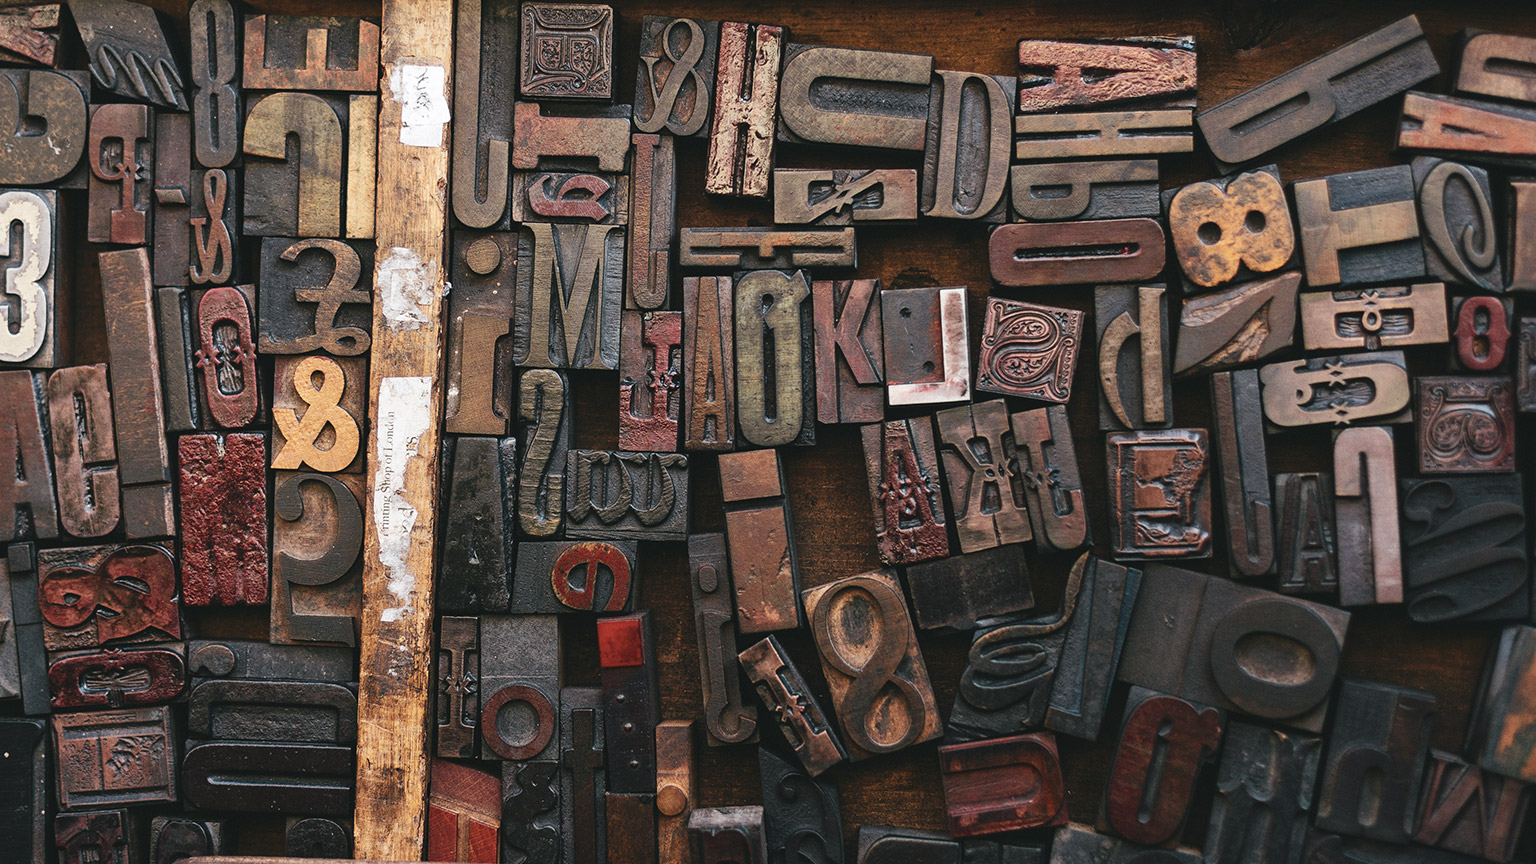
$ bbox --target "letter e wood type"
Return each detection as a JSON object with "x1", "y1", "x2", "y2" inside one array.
[
  {"x1": 1105, "y1": 429, "x2": 1211, "y2": 560},
  {"x1": 512, "y1": 540, "x2": 636, "y2": 614},
  {"x1": 940, "y1": 733, "x2": 1067, "y2": 837}
]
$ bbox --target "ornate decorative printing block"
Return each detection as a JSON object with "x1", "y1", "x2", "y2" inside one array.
[
  {"x1": 53, "y1": 706, "x2": 176, "y2": 808},
  {"x1": 565, "y1": 450, "x2": 689, "y2": 540},
  {"x1": 1105, "y1": 429, "x2": 1211, "y2": 560},
  {"x1": 1259, "y1": 352, "x2": 1411, "y2": 429},
  {"x1": 519, "y1": 3, "x2": 613, "y2": 100},
  {"x1": 861, "y1": 418, "x2": 949, "y2": 567},
  {"x1": 1415, "y1": 376, "x2": 1516, "y2": 473},
  {"x1": 977, "y1": 298, "x2": 1081, "y2": 403},
  {"x1": 739, "y1": 636, "x2": 844, "y2": 776},
  {"x1": 935, "y1": 401, "x2": 1031, "y2": 554}
]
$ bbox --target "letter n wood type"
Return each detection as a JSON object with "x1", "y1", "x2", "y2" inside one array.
[
  {"x1": 178, "y1": 432, "x2": 268, "y2": 606},
  {"x1": 814, "y1": 278, "x2": 883, "y2": 424},
  {"x1": 683, "y1": 275, "x2": 735, "y2": 451},
  {"x1": 719, "y1": 448, "x2": 800, "y2": 633},
  {"x1": 1316, "y1": 679, "x2": 1436, "y2": 844},
  {"x1": 861, "y1": 418, "x2": 948, "y2": 566}
]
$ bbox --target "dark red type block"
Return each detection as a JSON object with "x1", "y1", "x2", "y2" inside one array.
[
  {"x1": 1101, "y1": 687, "x2": 1225, "y2": 847},
  {"x1": 178, "y1": 433, "x2": 269, "y2": 606},
  {"x1": 427, "y1": 758, "x2": 501, "y2": 863},
  {"x1": 49, "y1": 646, "x2": 186, "y2": 709},
  {"x1": 618, "y1": 310, "x2": 683, "y2": 452},
  {"x1": 38, "y1": 544, "x2": 181, "y2": 650},
  {"x1": 939, "y1": 732, "x2": 1067, "y2": 837}
]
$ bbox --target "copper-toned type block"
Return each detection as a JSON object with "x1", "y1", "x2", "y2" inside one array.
[
  {"x1": 814, "y1": 278, "x2": 883, "y2": 424},
  {"x1": 977, "y1": 298, "x2": 1081, "y2": 404},
  {"x1": 628, "y1": 132, "x2": 676, "y2": 309},
  {"x1": 243, "y1": 14, "x2": 379, "y2": 91},
  {"x1": 195, "y1": 285, "x2": 261, "y2": 429},
  {"x1": 271, "y1": 355, "x2": 364, "y2": 474},
  {"x1": 777, "y1": 44, "x2": 931, "y2": 149},
  {"x1": 940, "y1": 733, "x2": 1067, "y2": 837},
  {"x1": 1334, "y1": 426, "x2": 1402, "y2": 607},
  {"x1": 1294, "y1": 165, "x2": 1425, "y2": 288},
  {"x1": 861, "y1": 418, "x2": 948, "y2": 567},
  {"x1": 1013, "y1": 108, "x2": 1193, "y2": 160},
  {"x1": 511, "y1": 171, "x2": 628, "y2": 224},
  {"x1": 55, "y1": 810, "x2": 132, "y2": 864},
  {"x1": 0, "y1": 4, "x2": 59, "y2": 68},
  {"x1": 46, "y1": 365, "x2": 117, "y2": 539},
  {"x1": 935, "y1": 401, "x2": 1031, "y2": 554},
  {"x1": 53, "y1": 706, "x2": 177, "y2": 809},
  {"x1": 720, "y1": 449, "x2": 800, "y2": 633},
  {"x1": 883, "y1": 285, "x2": 970, "y2": 406},
  {"x1": 0, "y1": 371, "x2": 56, "y2": 543},
  {"x1": 178, "y1": 433, "x2": 269, "y2": 607},
  {"x1": 1013, "y1": 405, "x2": 1090, "y2": 552},
  {"x1": 1097, "y1": 285, "x2": 1171, "y2": 431},
  {"x1": 688, "y1": 535, "x2": 757, "y2": 748},
  {"x1": 634, "y1": 16, "x2": 718, "y2": 137},
  {"x1": 904, "y1": 544, "x2": 1033, "y2": 633},
  {"x1": 681, "y1": 227, "x2": 855, "y2": 270},
  {"x1": 925, "y1": 70, "x2": 1013, "y2": 222},
  {"x1": 271, "y1": 471, "x2": 363, "y2": 645},
  {"x1": 1316, "y1": 679, "x2": 1436, "y2": 844},
  {"x1": 0, "y1": 69, "x2": 87, "y2": 187},
  {"x1": 426, "y1": 759, "x2": 499, "y2": 863},
  {"x1": 1100, "y1": 688, "x2": 1223, "y2": 846},
  {"x1": 444, "y1": 234, "x2": 512, "y2": 436},
  {"x1": 774, "y1": 169, "x2": 917, "y2": 225},
  {"x1": 1172, "y1": 271, "x2": 1300, "y2": 378},
  {"x1": 1415, "y1": 376, "x2": 1517, "y2": 474},
  {"x1": 451, "y1": 0, "x2": 516, "y2": 230},
  {"x1": 519, "y1": 3, "x2": 613, "y2": 100},
  {"x1": 1106, "y1": 429, "x2": 1211, "y2": 560},
  {"x1": 1402, "y1": 474, "x2": 1527, "y2": 623},
  {"x1": 1453, "y1": 296, "x2": 1512, "y2": 372},
  {"x1": 512, "y1": 100, "x2": 631, "y2": 173},
  {"x1": 1017, "y1": 36, "x2": 1195, "y2": 113},
  {"x1": 152, "y1": 113, "x2": 190, "y2": 286},
  {"x1": 38, "y1": 543, "x2": 180, "y2": 651},
  {"x1": 683, "y1": 275, "x2": 735, "y2": 451},
  {"x1": 1259, "y1": 352, "x2": 1411, "y2": 429},
  {"x1": 706, "y1": 22, "x2": 782, "y2": 198},
  {"x1": 100, "y1": 249, "x2": 172, "y2": 539},
  {"x1": 1399, "y1": 91, "x2": 1536, "y2": 163},
  {"x1": 1299, "y1": 283, "x2": 1449, "y2": 352},
  {"x1": 1166, "y1": 165, "x2": 1296, "y2": 290},
  {"x1": 990, "y1": 219, "x2": 1165, "y2": 287},
  {"x1": 87, "y1": 102, "x2": 152, "y2": 246},
  {"x1": 739, "y1": 637, "x2": 844, "y2": 776},
  {"x1": 1457, "y1": 31, "x2": 1536, "y2": 105},
  {"x1": 619, "y1": 311, "x2": 682, "y2": 451},
  {"x1": 243, "y1": 91, "x2": 377, "y2": 240}
]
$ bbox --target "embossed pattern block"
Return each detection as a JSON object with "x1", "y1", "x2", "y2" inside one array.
[
  {"x1": 707, "y1": 21, "x2": 782, "y2": 198},
  {"x1": 941, "y1": 733, "x2": 1066, "y2": 837},
  {"x1": 1011, "y1": 160, "x2": 1159, "y2": 222},
  {"x1": 179, "y1": 433, "x2": 268, "y2": 607},
  {"x1": 1106, "y1": 429, "x2": 1211, "y2": 560},
  {"x1": 681, "y1": 227, "x2": 855, "y2": 270},
  {"x1": 777, "y1": 44, "x2": 931, "y2": 148},
  {"x1": 774, "y1": 169, "x2": 918, "y2": 225},
  {"x1": 194, "y1": 285, "x2": 261, "y2": 428},
  {"x1": 1203, "y1": 722, "x2": 1319, "y2": 864},
  {"x1": 720, "y1": 448, "x2": 801, "y2": 633},
  {"x1": 1097, "y1": 285, "x2": 1171, "y2": 431},
  {"x1": 53, "y1": 706, "x2": 177, "y2": 808},
  {"x1": 1520, "y1": 319, "x2": 1536, "y2": 410},
  {"x1": 814, "y1": 279, "x2": 883, "y2": 424},
  {"x1": 1415, "y1": 749, "x2": 1532, "y2": 862},
  {"x1": 435, "y1": 616, "x2": 479, "y2": 759},
  {"x1": 1470, "y1": 625, "x2": 1536, "y2": 784},
  {"x1": 1196, "y1": 15, "x2": 1437, "y2": 170},
  {"x1": 883, "y1": 285, "x2": 970, "y2": 406},
  {"x1": 925, "y1": 70, "x2": 1013, "y2": 222},
  {"x1": 1211, "y1": 371, "x2": 1274, "y2": 578},
  {"x1": 48, "y1": 646, "x2": 185, "y2": 710},
  {"x1": 444, "y1": 232, "x2": 513, "y2": 435},
  {"x1": 258, "y1": 238, "x2": 373, "y2": 357},
  {"x1": 271, "y1": 472, "x2": 363, "y2": 646},
  {"x1": 47, "y1": 366, "x2": 118, "y2": 540},
  {"x1": 1413, "y1": 158, "x2": 1501, "y2": 292},
  {"x1": 688, "y1": 534, "x2": 758, "y2": 748},
  {"x1": 619, "y1": 311, "x2": 683, "y2": 451},
  {"x1": 861, "y1": 418, "x2": 948, "y2": 567},
  {"x1": 628, "y1": 132, "x2": 675, "y2": 310},
  {"x1": 1166, "y1": 166, "x2": 1296, "y2": 291},
  {"x1": 935, "y1": 401, "x2": 1031, "y2": 554},
  {"x1": 55, "y1": 810, "x2": 131, "y2": 864},
  {"x1": 440, "y1": 437, "x2": 515, "y2": 613},
  {"x1": 512, "y1": 100, "x2": 632, "y2": 173},
  {"x1": 1046, "y1": 554, "x2": 1140, "y2": 743},
  {"x1": 514, "y1": 222, "x2": 624, "y2": 370},
  {"x1": 803, "y1": 570, "x2": 942, "y2": 761},
  {"x1": 1173, "y1": 271, "x2": 1300, "y2": 378},
  {"x1": 86, "y1": 103, "x2": 153, "y2": 246},
  {"x1": 479, "y1": 614, "x2": 561, "y2": 763},
  {"x1": 683, "y1": 275, "x2": 735, "y2": 451},
  {"x1": 0, "y1": 189, "x2": 66, "y2": 370},
  {"x1": 243, "y1": 15, "x2": 379, "y2": 91},
  {"x1": 598, "y1": 613, "x2": 659, "y2": 793},
  {"x1": 511, "y1": 171, "x2": 629, "y2": 224},
  {"x1": 512, "y1": 540, "x2": 637, "y2": 614},
  {"x1": 0, "y1": 69, "x2": 87, "y2": 187},
  {"x1": 1013, "y1": 405, "x2": 1090, "y2": 552},
  {"x1": 38, "y1": 544, "x2": 180, "y2": 651},
  {"x1": 736, "y1": 269, "x2": 815, "y2": 446},
  {"x1": 1402, "y1": 474, "x2": 1527, "y2": 623},
  {"x1": 990, "y1": 219, "x2": 1166, "y2": 288},
  {"x1": 658, "y1": 721, "x2": 697, "y2": 864},
  {"x1": 426, "y1": 759, "x2": 500, "y2": 863},
  {"x1": 635, "y1": 16, "x2": 718, "y2": 137},
  {"x1": 1017, "y1": 36, "x2": 1195, "y2": 112},
  {"x1": 0, "y1": 5, "x2": 60, "y2": 68},
  {"x1": 1299, "y1": 283, "x2": 1449, "y2": 352},
  {"x1": 691, "y1": 807, "x2": 767, "y2": 864},
  {"x1": 1260, "y1": 352, "x2": 1411, "y2": 429},
  {"x1": 1317, "y1": 679, "x2": 1436, "y2": 844},
  {"x1": 977, "y1": 298, "x2": 1081, "y2": 404},
  {"x1": 1013, "y1": 109, "x2": 1193, "y2": 160},
  {"x1": 760, "y1": 745, "x2": 842, "y2": 864},
  {"x1": 739, "y1": 636, "x2": 844, "y2": 776},
  {"x1": 1275, "y1": 472, "x2": 1339, "y2": 596},
  {"x1": 70, "y1": 0, "x2": 185, "y2": 109},
  {"x1": 565, "y1": 450, "x2": 689, "y2": 540},
  {"x1": 1295, "y1": 165, "x2": 1426, "y2": 288},
  {"x1": 1457, "y1": 31, "x2": 1536, "y2": 105},
  {"x1": 1100, "y1": 688, "x2": 1223, "y2": 847},
  {"x1": 1415, "y1": 377, "x2": 1517, "y2": 474},
  {"x1": 519, "y1": 3, "x2": 613, "y2": 100},
  {"x1": 1453, "y1": 296, "x2": 1512, "y2": 372},
  {"x1": 517, "y1": 368, "x2": 572, "y2": 539},
  {"x1": 0, "y1": 371, "x2": 56, "y2": 543},
  {"x1": 1334, "y1": 426, "x2": 1402, "y2": 607},
  {"x1": 451, "y1": 0, "x2": 516, "y2": 231},
  {"x1": 1400, "y1": 91, "x2": 1536, "y2": 163}
]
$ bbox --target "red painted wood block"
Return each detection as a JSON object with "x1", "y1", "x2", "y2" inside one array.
[
  {"x1": 939, "y1": 732, "x2": 1067, "y2": 837},
  {"x1": 179, "y1": 433, "x2": 269, "y2": 606}
]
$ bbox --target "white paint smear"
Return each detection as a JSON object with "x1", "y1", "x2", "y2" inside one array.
[
  {"x1": 374, "y1": 376, "x2": 432, "y2": 624},
  {"x1": 376, "y1": 246, "x2": 436, "y2": 332},
  {"x1": 389, "y1": 63, "x2": 450, "y2": 147}
]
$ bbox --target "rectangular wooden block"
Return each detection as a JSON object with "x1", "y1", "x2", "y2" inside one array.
[
  {"x1": 511, "y1": 100, "x2": 632, "y2": 173},
  {"x1": 619, "y1": 310, "x2": 683, "y2": 451},
  {"x1": 1295, "y1": 165, "x2": 1425, "y2": 288},
  {"x1": 814, "y1": 279, "x2": 883, "y2": 424},
  {"x1": 519, "y1": 3, "x2": 613, "y2": 100},
  {"x1": 1012, "y1": 405, "x2": 1091, "y2": 552},
  {"x1": 628, "y1": 132, "x2": 676, "y2": 310},
  {"x1": 99, "y1": 249, "x2": 170, "y2": 510},
  {"x1": 1400, "y1": 91, "x2": 1536, "y2": 164},
  {"x1": 1298, "y1": 283, "x2": 1449, "y2": 351},
  {"x1": 691, "y1": 807, "x2": 767, "y2": 864},
  {"x1": 977, "y1": 298, "x2": 1082, "y2": 404},
  {"x1": 1099, "y1": 688, "x2": 1223, "y2": 847},
  {"x1": 189, "y1": 0, "x2": 240, "y2": 168},
  {"x1": 0, "y1": 718, "x2": 46, "y2": 863},
  {"x1": 1415, "y1": 377, "x2": 1517, "y2": 473},
  {"x1": 182, "y1": 740, "x2": 354, "y2": 815},
  {"x1": 38, "y1": 543, "x2": 180, "y2": 651},
  {"x1": 904, "y1": 546, "x2": 1033, "y2": 632},
  {"x1": 185, "y1": 677, "x2": 357, "y2": 744},
  {"x1": 178, "y1": 433, "x2": 269, "y2": 607},
  {"x1": 935, "y1": 401, "x2": 1031, "y2": 553},
  {"x1": 502, "y1": 757, "x2": 561, "y2": 864},
  {"x1": 1470, "y1": 625, "x2": 1536, "y2": 784},
  {"x1": 243, "y1": 91, "x2": 376, "y2": 239},
  {"x1": 151, "y1": 816, "x2": 231, "y2": 863},
  {"x1": 719, "y1": 448, "x2": 801, "y2": 633},
  {"x1": 941, "y1": 733, "x2": 1067, "y2": 837},
  {"x1": 1260, "y1": 352, "x2": 1411, "y2": 429},
  {"x1": 565, "y1": 450, "x2": 689, "y2": 540},
  {"x1": 1011, "y1": 160, "x2": 1158, "y2": 223},
  {"x1": 1401, "y1": 474, "x2": 1527, "y2": 622},
  {"x1": 1097, "y1": 284, "x2": 1172, "y2": 430},
  {"x1": 512, "y1": 540, "x2": 637, "y2": 614},
  {"x1": 517, "y1": 368, "x2": 572, "y2": 539},
  {"x1": 598, "y1": 612, "x2": 659, "y2": 793},
  {"x1": 924, "y1": 70, "x2": 1014, "y2": 222},
  {"x1": 243, "y1": 14, "x2": 379, "y2": 91},
  {"x1": 5, "y1": 544, "x2": 50, "y2": 715},
  {"x1": 1046, "y1": 554, "x2": 1141, "y2": 742},
  {"x1": 514, "y1": 222, "x2": 624, "y2": 370},
  {"x1": 682, "y1": 275, "x2": 735, "y2": 451},
  {"x1": 1173, "y1": 271, "x2": 1300, "y2": 377},
  {"x1": 1050, "y1": 824, "x2": 1200, "y2": 864},
  {"x1": 735, "y1": 269, "x2": 815, "y2": 447},
  {"x1": 1413, "y1": 157, "x2": 1502, "y2": 292},
  {"x1": 680, "y1": 227, "x2": 855, "y2": 270},
  {"x1": 53, "y1": 706, "x2": 177, "y2": 809},
  {"x1": 634, "y1": 16, "x2": 718, "y2": 138},
  {"x1": 706, "y1": 22, "x2": 782, "y2": 198},
  {"x1": 990, "y1": 219, "x2": 1165, "y2": 288},
  {"x1": 1520, "y1": 319, "x2": 1536, "y2": 409},
  {"x1": 439, "y1": 437, "x2": 515, "y2": 612},
  {"x1": 861, "y1": 418, "x2": 948, "y2": 567},
  {"x1": 86, "y1": 102, "x2": 153, "y2": 246},
  {"x1": 0, "y1": 188, "x2": 66, "y2": 369},
  {"x1": 1204, "y1": 722, "x2": 1319, "y2": 864},
  {"x1": 1013, "y1": 108, "x2": 1193, "y2": 160},
  {"x1": 0, "y1": 370, "x2": 57, "y2": 542},
  {"x1": 1017, "y1": 36, "x2": 1195, "y2": 112},
  {"x1": 444, "y1": 232, "x2": 514, "y2": 436},
  {"x1": 188, "y1": 165, "x2": 241, "y2": 286},
  {"x1": 688, "y1": 534, "x2": 758, "y2": 748},
  {"x1": 427, "y1": 759, "x2": 500, "y2": 864},
  {"x1": 150, "y1": 112, "x2": 189, "y2": 286},
  {"x1": 883, "y1": 285, "x2": 971, "y2": 406},
  {"x1": 1457, "y1": 30, "x2": 1536, "y2": 105},
  {"x1": 1275, "y1": 472, "x2": 1339, "y2": 596},
  {"x1": 1509, "y1": 180, "x2": 1536, "y2": 291},
  {"x1": 1415, "y1": 749, "x2": 1532, "y2": 862},
  {"x1": 186, "y1": 639, "x2": 353, "y2": 683},
  {"x1": 657, "y1": 721, "x2": 697, "y2": 864},
  {"x1": 1316, "y1": 679, "x2": 1436, "y2": 844},
  {"x1": 435, "y1": 616, "x2": 480, "y2": 759},
  {"x1": 1165, "y1": 165, "x2": 1297, "y2": 291},
  {"x1": 561, "y1": 686, "x2": 607, "y2": 864},
  {"x1": 1334, "y1": 426, "x2": 1403, "y2": 607},
  {"x1": 0, "y1": 4, "x2": 60, "y2": 69},
  {"x1": 777, "y1": 43, "x2": 930, "y2": 148},
  {"x1": 759, "y1": 745, "x2": 840, "y2": 864},
  {"x1": 156, "y1": 286, "x2": 199, "y2": 432},
  {"x1": 0, "y1": 69, "x2": 89, "y2": 188},
  {"x1": 257, "y1": 237, "x2": 374, "y2": 356},
  {"x1": 192, "y1": 284, "x2": 261, "y2": 428},
  {"x1": 270, "y1": 471, "x2": 362, "y2": 647},
  {"x1": 451, "y1": 0, "x2": 515, "y2": 230},
  {"x1": 773, "y1": 169, "x2": 918, "y2": 224},
  {"x1": 1210, "y1": 371, "x2": 1275, "y2": 578},
  {"x1": 479, "y1": 614, "x2": 561, "y2": 762},
  {"x1": 606, "y1": 792, "x2": 657, "y2": 864},
  {"x1": 1452, "y1": 295, "x2": 1513, "y2": 372},
  {"x1": 739, "y1": 636, "x2": 844, "y2": 776}
]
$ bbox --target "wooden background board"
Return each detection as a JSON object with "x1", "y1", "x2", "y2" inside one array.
[{"x1": 50, "y1": 0, "x2": 1534, "y2": 856}]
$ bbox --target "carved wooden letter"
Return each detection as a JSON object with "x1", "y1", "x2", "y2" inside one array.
[
  {"x1": 814, "y1": 278, "x2": 883, "y2": 423},
  {"x1": 688, "y1": 534, "x2": 758, "y2": 747},
  {"x1": 861, "y1": 418, "x2": 949, "y2": 566},
  {"x1": 706, "y1": 22, "x2": 782, "y2": 198},
  {"x1": 1334, "y1": 426, "x2": 1402, "y2": 606},
  {"x1": 735, "y1": 269, "x2": 814, "y2": 447},
  {"x1": 47, "y1": 365, "x2": 118, "y2": 539},
  {"x1": 935, "y1": 401, "x2": 1031, "y2": 553},
  {"x1": 1097, "y1": 284, "x2": 1171, "y2": 431},
  {"x1": 683, "y1": 275, "x2": 735, "y2": 451}
]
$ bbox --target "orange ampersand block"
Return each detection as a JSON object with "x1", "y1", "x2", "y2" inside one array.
[{"x1": 273, "y1": 355, "x2": 360, "y2": 472}]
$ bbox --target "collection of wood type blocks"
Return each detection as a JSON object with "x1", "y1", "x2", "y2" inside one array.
[{"x1": 4, "y1": 2, "x2": 1536, "y2": 864}]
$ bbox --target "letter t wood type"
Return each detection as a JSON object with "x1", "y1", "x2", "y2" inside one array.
[{"x1": 718, "y1": 449, "x2": 802, "y2": 633}]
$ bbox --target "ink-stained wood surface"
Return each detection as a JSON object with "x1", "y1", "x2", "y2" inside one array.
[{"x1": 43, "y1": 0, "x2": 1536, "y2": 858}]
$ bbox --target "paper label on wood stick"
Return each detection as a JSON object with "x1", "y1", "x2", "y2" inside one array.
[
  {"x1": 374, "y1": 375, "x2": 432, "y2": 624},
  {"x1": 377, "y1": 246, "x2": 437, "y2": 332},
  {"x1": 389, "y1": 63, "x2": 451, "y2": 147}
]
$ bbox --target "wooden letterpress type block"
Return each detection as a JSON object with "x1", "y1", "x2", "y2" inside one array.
[
  {"x1": 518, "y1": 3, "x2": 612, "y2": 100},
  {"x1": 86, "y1": 103, "x2": 152, "y2": 246},
  {"x1": 1100, "y1": 688, "x2": 1223, "y2": 846},
  {"x1": 1011, "y1": 160, "x2": 1158, "y2": 222},
  {"x1": 1012, "y1": 405, "x2": 1090, "y2": 552},
  {"x1": 1521, "y1": 319, "x2": 1536, "y2": 410},
  {"x1": 1415, "y1": 750, "x2": 1532, "y2": 862},
  {"x1": 598, "y1": 613, "x2": 659, "y2": 793},
  {"x1": 512, "y1": 540, "x2": 636, "y2": 614},
  {"x1": 774, "y1": 169, "x2": 918, "y2": 225},
  {"x1": 257, "y1": 237, "x2": 373, "y2": 356},
  {"x1": 0, "y1": 69, "x2": 88, "y2": 187},
  {"x1": 861, "y1": 418, "x2": 948, "y2": 567},
  {"x1": 803, "y1": 570, "x2": 941, "y2": 760},
  {"x1": 735, "y1": 269, "x2": 815, "y2": 446},
  {"x1": 1295, "y1": 166, "x2": 1425, "y2": 287},
  {"x1": 1166, "y1": 166, "x2": 1296, "y2": 291},
  {"x1": 1509, "y1": 180, "x2": 1536, "y2": 291},
  {"x1": 517, "y1": 368, "x2": 572, "y2": 539},
  {"x1": 0, "y1": 371, "x2": 56, "y2": 542},
  {"x1": 628, "y1": 132, "x2": 676, "y2": 310},
  {"x1": 680, "y1": 227, "x2": 856, "y2": 270},
  {"x1": 70, "y1": 0, "x2": 184, "y2": 108},
  {"x1": 1275, "y1": 472, "x2": 1339, "y2": 596},
  {"x1": 189, "y1": 0, "x2": 240, "y2": 169},
  {"x1": 565, "y1": 450, "x2": 690, "y2": 541},
  {"x1": 1413, "y1": 158, "x2": 1501, "y2": 292},
  {"x1": 635, "y1": 16, "x2": 718, "y2": 137},
  {"x1": 511, "y1": 171, "x2": 628, "y2": 224},
  {"x1": 0, "y1": 719, "x2": 46, "y2": 862},
  {"x1": 1333, "y1": 427, "x2": 1406, "y2": 602},
  {"x1": 480, "y1": 615, "x2": 561, "y2": 762},
  {"x1": 150, "y1": 816, "x2": 229, "y2": 864},
  {"x1": 193, "y1": 285, "x2": 260, "y2": 428},
  {"x1": 244, "y1": 92, "x2": 376, "y2": 239},
  {"x1": 688, "y1": 534, "x2": 757, "y2": 747},
  {"x1": 977, "y1": 298, "x2": 1081, "y2": 403},
  {"x1": 444, "y1": 232, "x2": 513, "y2": 435},
  {"x1": 607, "y1": 792, "x2": 657, "y2": 864},
  {"x1": 883, "y1": 285, "x2": 970, "y2": 406},
  {"x1": 189, "y1": 166, "x2": 240, "y2": 284},
  {"x1": 1051, "y1": 824, "x2": 1202, "y2": 864},
  {"x1": 777, "y1": 44, "x2": 930, "y2": 149},
  {"x1": 435, "y1": 616, "x2": 480, "y2": 759},
  {"x1": 1017, "y1": 36, "x2": 1195, "y2": 112},
  {"x1": 0, "y1": 5, "x2": 59, "y2": 69},
  {"x1": 813, "y1": 279, "x2": 883, "y2": 424},
  {"x1": 706, "y1": 22, "x2": 782, "y2": 198},
  {"x1": 271, "y1": 471, "x2": 363, "y2": 645},
  {"x1": 1298, "y1": 283, "x2": 1449, "y2": 351},
  {"x1": 719, "y1": 448, "x2": 801, "y2": 632},
  {"x1": 905, "y1": 546, "x2": 1033, "y2": 632},
  {"x1": 1458, "y1": 31, "x2": 1536, "y2": 105},
  {"x1": 935, "y1": 401, "x2": 1031, "y2": 553},
  {"x1": 503, "y1": 758, "x2": 561, "y2": 864},
  {"x1": 759, "y1": 745, "x2": 841, "y2": 864},
  {"x1": 740, "y1": 637, "x2": 844, "y2": 776},
  {"x1": 186, "y1": 677, "x2": 357, "y2": 743},
  {"x1": 1400, "y1": 91, "x2": 1536, "y2": 164},
  {"x1": 691, "y1": 807, "x2": 767, "y2": 864},
  {"x1": 514, "y1": 222, "x2": 623, "y2": 369},
  {"x1": 1402, "y1": 474, "x2": 1527, "y2": 622},
  {"x1": 1416, "y1": 377, "x2": 1517, "y2": 473},
  {"x1": 7, "y1": 544, "x2": 51, "y2": 715},
  {"x1": 38, "y1": 544, "x2": 180, "y2": 650},
  {"x1": 1260, "y1": 352, "x2": 1411, "y2": 429},
  {"x1": 427, "y1": 759, "x2": 500, "y2": 863},
  {"x1": 55, "y1": 810, "x2": 132, "y2": 864},
  {"x1": 1453, "y1": 296, "x2": 1513, "y2": 372},
  {"x1": 1317, "y1": 679, "x2": 1436, "y2": 843},
  {"x1": 683, "y1": 275, "x2": 735, "y2": 451},
  {"x1": 271, "y1": 355, "x2": 363, "y2": 473},
  {"x1": 243, "y1": 14, "x2": 380, "y2": 91},
  {"x1": 1210, "y1": 371, "x2": 1274, "y2": 578},
  {"x1": 178, "y1": 433, "x2": 268, "y2": 606},
  {"x1": 1045, "y1": 554, "x2": 1140, "y2": 742},
  {"x1": 151, "y1": 113, "x2": 189, "y2": 286},
  {"x1": 925, "y1": 71, "x2": 1014, "y2": 222},
  {"x1": 1197, "y1": 15, "x2": 1436, "y2": 169},
  {"x1": 511, "y1": 101, "x2": 631, "y2": 173},
  {"x1": 1097, "y1": 285, "x2": 1172, "y2": 431},
  {"x1": 48, "y1": 646, "x2": 186, "y2": 710},
  {"x1": 856, "y1": 826, "x2": 960, "y2": 864},
  {"x1": 0, "y1": 189, "x2": 66, "y2": 369},
  {"x1": 658, "y1": 721, "x2": 697, "y2": 864},
  {"x1": 990, "y1": 219, "x2": 1166, "y2": 287},
  {"x1": 182, "y1": 740, "x2": 354, "y2": 814},
  {"x1": 1118, "y1": 565, "x2": 1349, "y2": 733},
  {"x1": 186, "y1": 638, "x2": 353, "y2": 682},
  {"x1": 440, "y1": 437, "x2": 515, "y2": 612},
  {"x1": 451, "y1": 0, "x2": 515, "y2": 230},
  {"x1": 1470, "y1": 626, "x2": 1536, "y2": 784},
  {"x1": 1172, "y1": 272, "x2": 1300, "y2": 377},
  {"x1": 0, "y1": 559, "x2": 18, "y2": 704},
  {"x1": 942, "y1": 733, "x2": 1066, "y2": 837},
  {"x1": 1013, "y1": 109, "x2": 1193, "y2": 161},
  {"x1": 1203, "y1": 723, "x2": 1319, "y2": 864},
  {"x1": 285, "y1": 817, "x2": 350, "y2": 858},
  {"x1": 619, "y1": 311, "x2": 683, "y2": 451},
  {"x1": 562, "y1": 686, "x2": 608, "y2": 864},
  {"x1": 53, "y1": 706, "x2": 176, "y2": 808}
]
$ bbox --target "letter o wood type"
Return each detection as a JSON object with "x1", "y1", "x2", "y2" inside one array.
[
  {"x1": 1207, "y1": 598, "x2": 1340, "y2": 719},
  {"x1": 481, "y1": 684, "x2": 555, "y2": 760}
]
